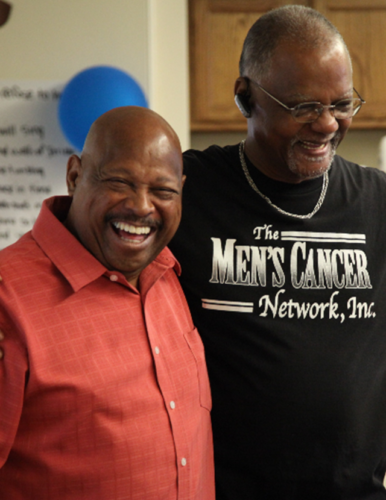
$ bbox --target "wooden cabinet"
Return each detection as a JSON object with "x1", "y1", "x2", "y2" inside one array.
[
  {"x1": 189, "y1": 0, "x2": 386, "y2": 131},
  {"x1": 313, "y1": 0, "x2": 386, "y2": 129}
]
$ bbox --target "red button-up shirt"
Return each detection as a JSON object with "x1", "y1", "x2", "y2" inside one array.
[{"x1": 0, "y1": 196, "x2": 214, "y2": 500}]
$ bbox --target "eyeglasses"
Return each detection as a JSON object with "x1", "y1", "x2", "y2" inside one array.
[{"x1": 249, "y1": 80, "x2": 365, "y2": 123}]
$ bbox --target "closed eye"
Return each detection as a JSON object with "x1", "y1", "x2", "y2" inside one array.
[
  {"x1": 295, "y1": 103, "x2": 320, "y2": 113},
  {"x1": 152, "y1": 187, "x2": 179, "y2": 199},
  {"x1": 335, "y1": 100, "x2": 353, "y2": 112},
  {"x1": 104, "y1": 178, "x2": 131, "y2": 189}
]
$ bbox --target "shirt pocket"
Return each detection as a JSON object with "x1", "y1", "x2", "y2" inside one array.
[{"x1": 184, "y1": 327, "x2": 212, "y2": 411}]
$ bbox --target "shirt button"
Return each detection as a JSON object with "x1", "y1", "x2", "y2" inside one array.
[
  {"x1": 155, "y1": 346, "x2": 160, "y2": 355},
  {"x1": 170, "y1": 401, "x2": 176, "y2": 409},
  {"x1": 181, "y1": 458, "x2": 187, "y2": 466},
  {"x1": 109, "y1": 274, "x2": 119, "y2": 282}
]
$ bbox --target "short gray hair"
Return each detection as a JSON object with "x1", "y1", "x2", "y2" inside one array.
[{"x1": 239, "y1": 5, "x2": 350, "y2": 80}]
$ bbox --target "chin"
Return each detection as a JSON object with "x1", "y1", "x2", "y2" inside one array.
[
  {"x1": 291, "y1": 164, "x2": 331, "y2": 181},
  {"x1": 289, "y1": 152, "x2": 335, "y2": 181}
]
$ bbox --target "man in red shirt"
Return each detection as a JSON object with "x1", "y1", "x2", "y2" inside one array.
[{"x1": 0, "y1": 106, "x2": 215, "y2": 500}]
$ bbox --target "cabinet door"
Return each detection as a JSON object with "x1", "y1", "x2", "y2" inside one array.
[
  {"x1": 313, "y1": 0, "x2": 386, "y2": 129},
  {"x1": 189, "y1": 0, "x2": 307, "y2": 131},
  {"x1": 189, "y1": 0, "x2": 386, "y2": 131}
]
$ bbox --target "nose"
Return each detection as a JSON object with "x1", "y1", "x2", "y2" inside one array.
[
  {"x1": 122, "y1": 189, "x2": 155, "y2": 217},
  {"x1": 310, "y1": 107, "x2": 339, "y2": 135}
]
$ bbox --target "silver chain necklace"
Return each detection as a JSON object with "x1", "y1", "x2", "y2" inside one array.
[{"x1": 238, "y1": 140, "x2": 329, "y2": 220}]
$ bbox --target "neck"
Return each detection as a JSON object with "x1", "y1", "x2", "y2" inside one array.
[{"x1": 239, "y1": 140, "x2": 329, "y2": 220}]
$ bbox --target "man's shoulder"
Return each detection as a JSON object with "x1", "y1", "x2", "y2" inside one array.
[
  {"x1": 183, "y1": 143, "x2": 239, "y2": 173},
  {"x1": 332, "y1": 154, "x2": 386, "y2": 185},
  {"x1": 0, "y1": 231, "x2": 39, "y2": 265},
  {"x1": 0, "y1": 233, "x2": 51, "y2": 308},
  {"x1": 0, "y1": 232, "x2": 47, "y2": 277}
]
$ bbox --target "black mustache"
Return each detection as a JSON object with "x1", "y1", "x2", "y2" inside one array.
[{"x1": 105, "y1": 213, "x2": 162, "y2": 229}]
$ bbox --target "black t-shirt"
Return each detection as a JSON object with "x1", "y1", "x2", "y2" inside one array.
[{"x1": 170, "y1": 144, "x2": 386, "y2": 499}]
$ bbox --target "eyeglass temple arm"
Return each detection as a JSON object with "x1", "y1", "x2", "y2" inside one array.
[{"x1": 354, "y1": 88, "x2": 366, "y2": 103}]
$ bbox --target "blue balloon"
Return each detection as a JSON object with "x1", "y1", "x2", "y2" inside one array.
[{"x1": 58, "y1": 65, "x2": 148, "y2": 151}]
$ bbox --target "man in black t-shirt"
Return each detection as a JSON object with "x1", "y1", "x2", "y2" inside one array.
[{"x1": 171, "y1": 5, "x2": 386, "y2": 500}]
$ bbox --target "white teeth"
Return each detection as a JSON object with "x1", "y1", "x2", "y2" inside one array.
[
  {"x1": 113, "y1": 221, "x2": 151, "y2": 235},
  {"x1": 302, "y1": 141, "x2": 326, "y2": 150}
]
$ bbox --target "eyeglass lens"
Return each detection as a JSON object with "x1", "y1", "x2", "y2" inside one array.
[{"x1": 294, "y1": 98, "x2": 363, "y2": 122}]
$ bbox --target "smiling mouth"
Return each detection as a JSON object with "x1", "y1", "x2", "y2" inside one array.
[
  {"x1": 300, "y1": 141, "x2": 328, "y2": 152},
  {"x1": 112, "y1": 221, "x2": 152, "y2": 243}
]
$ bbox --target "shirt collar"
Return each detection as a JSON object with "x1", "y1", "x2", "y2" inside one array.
[{"x1": 32, "y1": 196, "x2": 181, "y2": 292}]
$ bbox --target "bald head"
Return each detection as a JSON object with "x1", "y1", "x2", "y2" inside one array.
[{"x1": 82, "y1": 106, "x2": 182, "y2": 169}]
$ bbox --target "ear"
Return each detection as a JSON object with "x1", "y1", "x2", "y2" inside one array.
[
  {"x1": 66, "y1": 155, "x2": 82, "y2": 197},
  {"x1": 181, "y1": 174, "x2": 186, "y2": 188},
  {"x1": 234, "y1": 76, "x2": 249, "y2": 96},
  {"x1": 234, "y1": 77, "x2": 252, "y2": 118}
]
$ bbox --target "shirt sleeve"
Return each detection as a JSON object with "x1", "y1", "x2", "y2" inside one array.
[{"x1": 0, "y1": 304, "x2": 28, "y2": 467}]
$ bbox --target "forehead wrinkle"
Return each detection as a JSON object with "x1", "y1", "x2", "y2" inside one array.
[
  {"x1": 94, "y1": 153, "x2": 182, "y2": 191},
  {"x1": 263, "y1": 39, "x2": 352, "y2": 102},
  {"x1": 286, "y1": 88, "x2": 353, "y2": 104}
]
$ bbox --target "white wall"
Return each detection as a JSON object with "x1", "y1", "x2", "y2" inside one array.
[
  {"x1": 148, "y1": 0, "x2": 190, "y2": 149},
  {"x1": 0, "y1": 0, "x2": 190, "y2": 150}
]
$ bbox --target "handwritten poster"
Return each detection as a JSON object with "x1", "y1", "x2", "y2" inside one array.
[{"x1": 0, "y1": 80, "x2": 75, "y2": 249}]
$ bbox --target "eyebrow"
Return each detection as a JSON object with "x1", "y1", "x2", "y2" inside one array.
[
  {"x1": 287, "y1": 90, "x2": 353, "y2": 102},
  {"x1": 101, "y1": 167, "x2": 179, "y2": 184},
  {"x1": 152, "y1": 175, "x2": 178, "y2": 184}
]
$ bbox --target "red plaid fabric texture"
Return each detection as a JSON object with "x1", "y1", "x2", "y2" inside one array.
[{"x1": 0, "y1": 197, "x2": 214, "y2": 500}]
